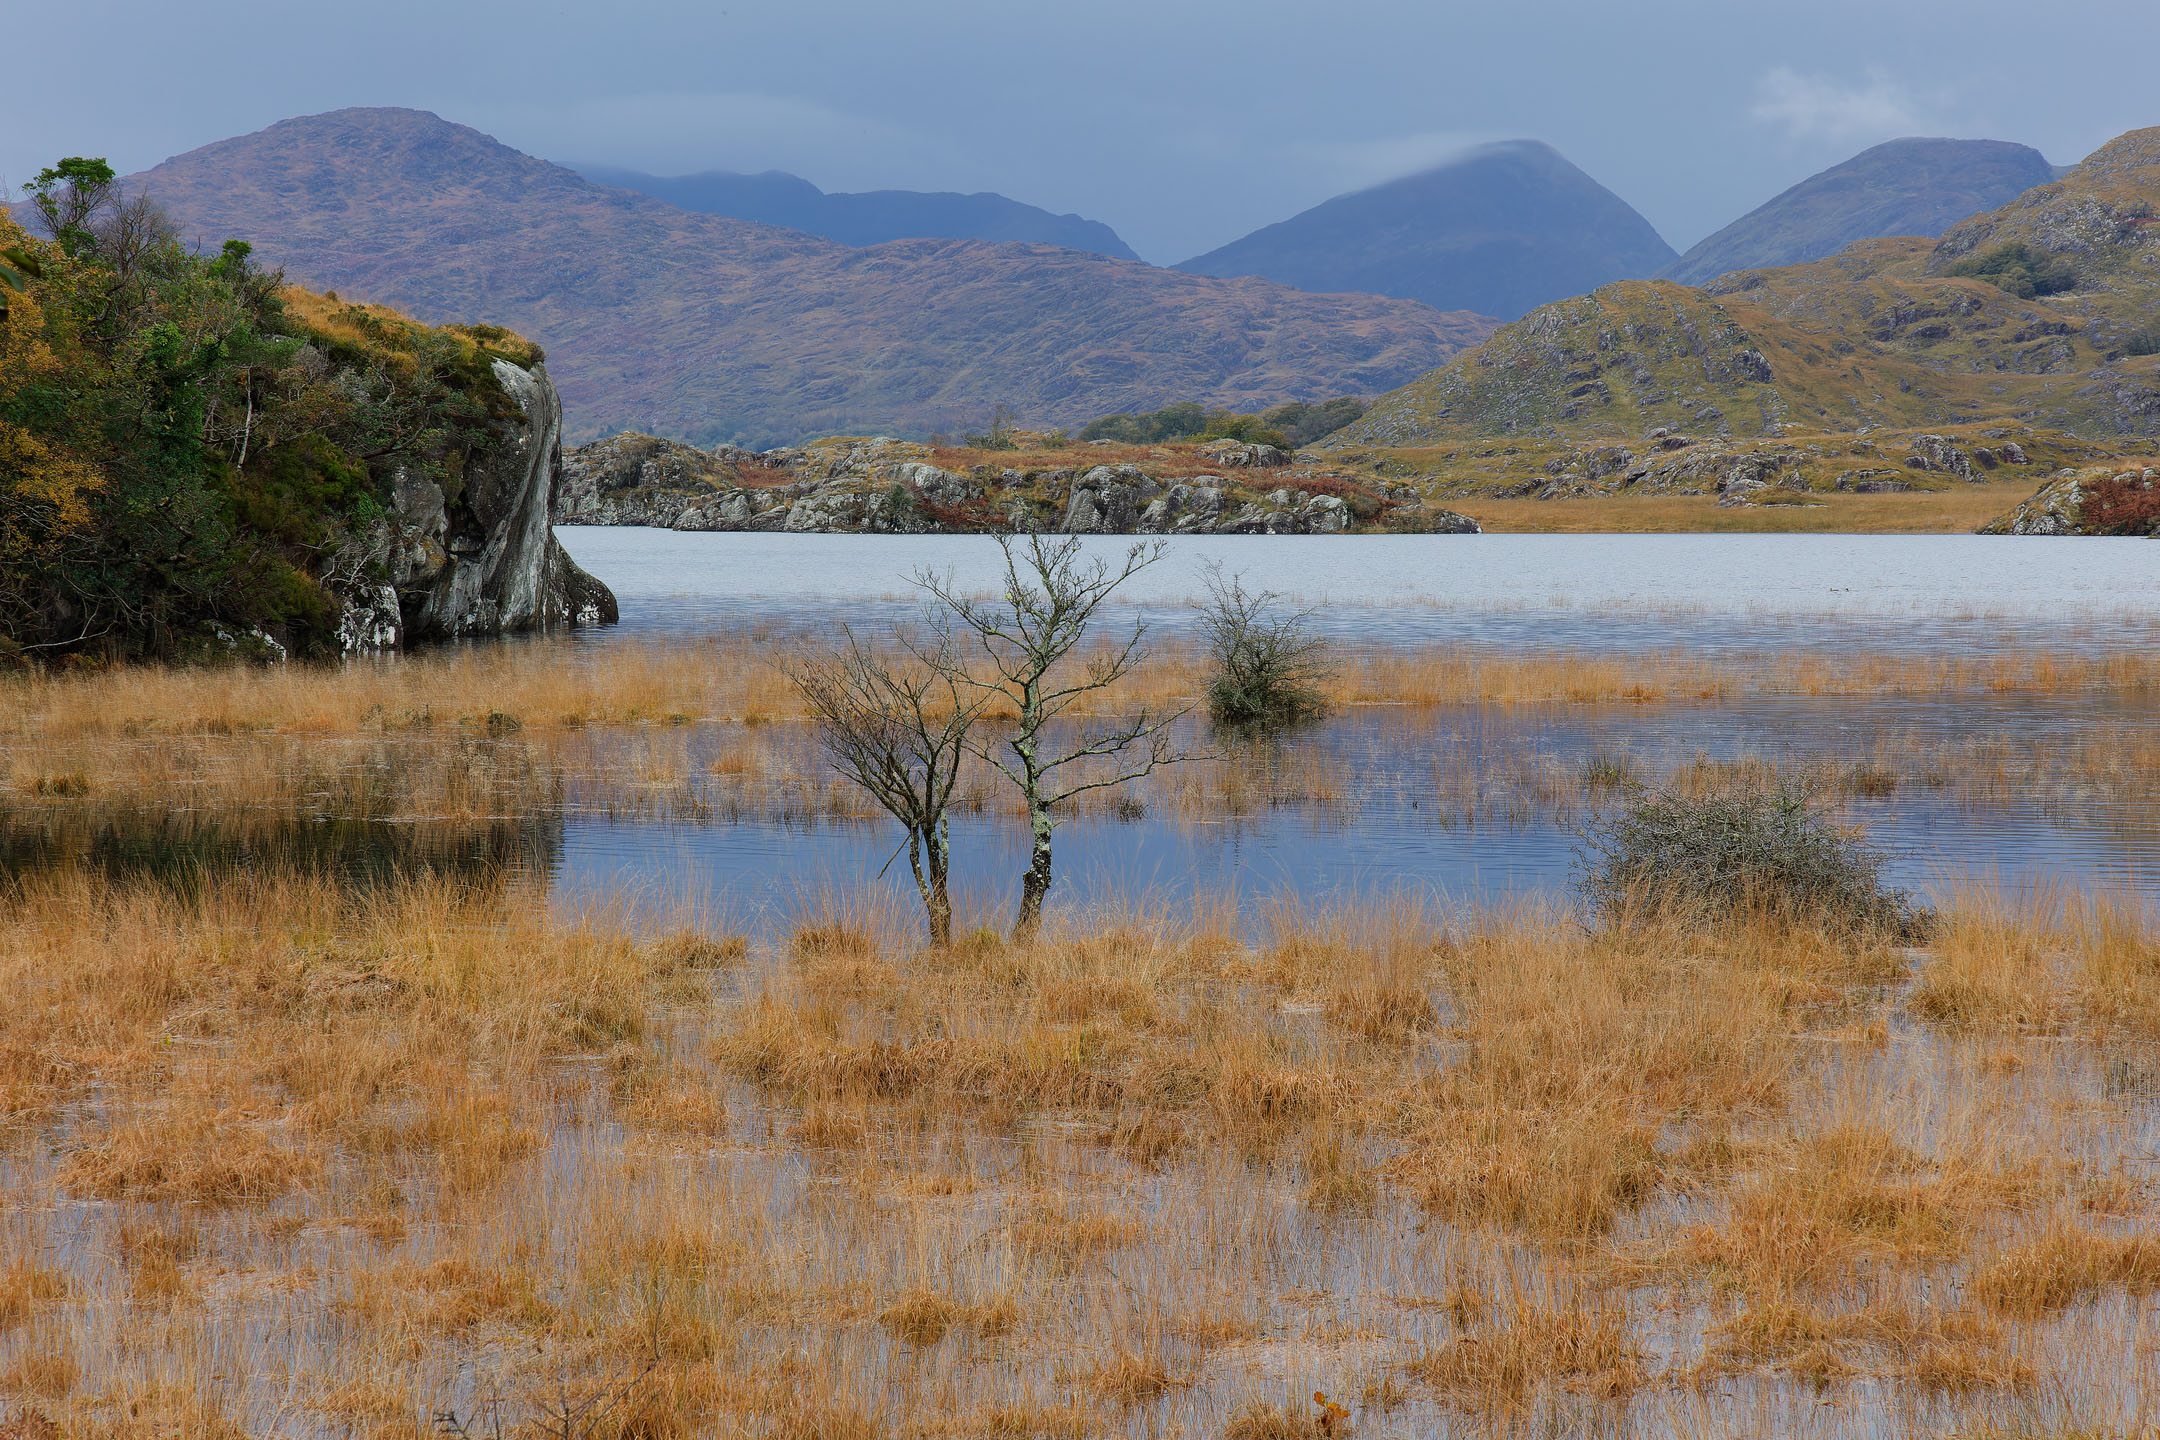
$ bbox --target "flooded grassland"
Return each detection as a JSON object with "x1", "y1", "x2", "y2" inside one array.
[{"x1": 2, "y1": 624, "x2": 2158, "y2": 1439}]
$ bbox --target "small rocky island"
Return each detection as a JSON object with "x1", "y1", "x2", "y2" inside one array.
[{"x1": 558, "y1": 433, "x2": 1483, "y2": 536}]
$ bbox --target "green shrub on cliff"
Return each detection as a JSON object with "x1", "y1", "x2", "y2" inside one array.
[
  {"x1": 1075, "y1": 396, "x2": 1363, "y2": 450},
  {"x1": 1944, "y1": 241, "x2": 2078, "y2": 299},
  {"x1": 1, "y1": 158, "x2": 538, "y2": 662}
]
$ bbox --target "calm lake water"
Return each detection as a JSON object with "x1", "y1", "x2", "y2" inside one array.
[{"x1": 559, "y1": 528, "x2": 2160, "y2": 655}]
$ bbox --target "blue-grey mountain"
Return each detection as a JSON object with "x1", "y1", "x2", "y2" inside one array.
[
  {"x1": 1173, "y1": 140, "x2": 1677, "y2": 322},
  {"x1": 580, "y1": 165, "x2": 1139, "y2": 261},
  {"x1": 1664, "y1": 137, "x2": 2059, "y2": 285}
]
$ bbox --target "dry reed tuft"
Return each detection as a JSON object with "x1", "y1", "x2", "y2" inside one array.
[
  {"x1": 1412, "y1": 1288, "x2": 1648, "y2": 1403},
  {"x1": 0, "y1": 1261, "x2": 68, "y2": 1330},
  {"x1": 1972, "y1": 1224, "x2": 2160, "y2": 1317},
  {"x1": 1910, "y1": 885, "x2": 2066, "y2": 1030}
]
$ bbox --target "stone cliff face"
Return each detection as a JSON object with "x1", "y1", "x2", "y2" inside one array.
[
  {"x1": 556, "y1": 433, "x2": 1481, "y2": 537},
  {"x1": 341, "y1": 361, "x2": 616, "y2": 650}
]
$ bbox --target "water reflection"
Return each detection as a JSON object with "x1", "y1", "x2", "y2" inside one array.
[
  {"x1": 9, "y1": 695, "x2": 2153, "y2": 927},
  {"x1": 0, "y1": 807, "x2": 564, "y2": 889}
]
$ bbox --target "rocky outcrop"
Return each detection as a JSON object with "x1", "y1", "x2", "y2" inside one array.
[
  {"x1": 1195, "y1": 438, "x2": 1290, "y2": 469},
  {"x1": 1983, "y1": 466, "x2": 2159, "y2": 535},
  {"x1": 1063, "y1": 466, "x2": 1161, "y2": 531},
  {"x1": 351, "y1": 361, "x2": 616, "y2": 649},
  {"x1": 1503, "y1": 426, "x2": 2059, "y2": 506},
  {"x1": 1904, "y1": 434, "x2": 1979, "y2": 481},
  {"x1": 559, "y1": 433, "x2": 1481, "y2": 537}
]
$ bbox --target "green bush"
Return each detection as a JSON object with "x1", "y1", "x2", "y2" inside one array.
[
  {"x1": 1574, "y1": 780, "x2": 1928, "y2": 937},
  {"x1": 1198, "y1": 565, "x2": 1333, "y2": 729},
  {"x1": 1076, "y1": 401, "x2": 1207, "y2": 445},
  {"x1": 2, "y1": 156, "x2": 538, "y2": 661},
  {"x1": 1944, "y1": 241, "x2": 2078, "y2": 298},
  {"x1": 1076, "y1": 397, "x2": 1365, "y2": 450}
]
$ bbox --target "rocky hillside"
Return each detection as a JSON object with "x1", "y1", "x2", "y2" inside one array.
[
  {"x1": 1925, "y1": 127, "x2": 2160, "y2": 357},
  {"x1": 1174, "y1": 141, "x2": 1675, "y2": 321},
  {"x1": 115, "y1": 109, "x2": 1494, "y2": 449},
  {"x1": 1330, "y1": 127, "x2": 2160, "y2": 451},
  {"x1": 1327, "y1": 420, "x2": 2132, "y2": 509},
  {"x1": 1665, "y1": 138, "x2": 2058, "y2": 285},
  {"x1": 581, "y1": 166, "x2": 1139, "y2": 260},
  {"x1": 558, "y1": 433, "x2": 1479, "y2": 536}
]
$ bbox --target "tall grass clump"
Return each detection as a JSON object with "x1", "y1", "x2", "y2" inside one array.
[
  {"x1": 1575, "y1": 779, "x2": 1927, "y2": 937},
  {"x1": 1198, "y1": 564, "x2": 1334, "y2": 729}
]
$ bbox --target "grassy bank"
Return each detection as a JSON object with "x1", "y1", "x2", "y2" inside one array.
[
  {"x1": 9, "y1": 634, "x2": 2159, "y2": 741},
  {"x1": 1456, "y1": 479, "x2": 2049, "y2": 533},
  {"x1": 1, "y1": 870, "x2": 2156, "y2": 1436}
]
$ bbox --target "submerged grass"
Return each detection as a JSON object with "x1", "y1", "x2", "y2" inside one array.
[{"x1": 0, "y1": 864, "x2": 2153, "y2": 1435}]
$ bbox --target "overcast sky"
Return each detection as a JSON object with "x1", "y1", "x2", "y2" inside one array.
[{"x1": 8, "y1": 0, "x2": 2158, "y2": 264}]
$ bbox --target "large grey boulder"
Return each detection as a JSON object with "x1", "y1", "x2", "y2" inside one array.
[
  {"x1": 1905, "y1": 434, "x2": 1979, "y2": 482},
  {"x1": 1139, "y1": 481, "x2": 1228, "y2": 532},
  {"x1": 1063, "y1": 465, "x2": 1162, "y2": 532},
  {"x1": 1196, "y1": 438, "x2": 1290, "y2": 469},
  {"x1": 366, "y1": 360, "x2": 616, "y2": 647}
]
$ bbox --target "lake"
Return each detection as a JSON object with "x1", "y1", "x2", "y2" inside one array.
[{"x1": 559, "y1": 527, "x2": 2160, "y2": 655}]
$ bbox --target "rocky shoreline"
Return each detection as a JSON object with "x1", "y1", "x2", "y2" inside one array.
[{"x1": 557, "y1": 433, "x2": 1482, "y2": 536}]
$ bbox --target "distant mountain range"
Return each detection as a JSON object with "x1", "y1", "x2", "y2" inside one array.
[
  {"x1": 112, "y1": 109, "x2": 1494, "y2": 448},
  {"x1": 580, "y1": 165, "x2": 1140, "y2": 260},
  {"x1": 45, "y1": 105, "x2": 2105, "y2": 452},
  {"x1": 1174, "y1": 141, "x2": 1679, "y2": 321},
  {"x1": 1328, "y1": 127, "x2": 2160, "y2": 449},
  {"x1": 1663, "y1": 137, "x2": 2059, "y2": 285}
]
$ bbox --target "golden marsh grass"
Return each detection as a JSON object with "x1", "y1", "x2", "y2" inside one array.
[{"x1": 1, "y1": 868, "x2": 2157, "y2": 1436}]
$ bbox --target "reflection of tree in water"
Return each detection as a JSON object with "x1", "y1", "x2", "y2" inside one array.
[{"x1": 0, "y1": 807, "x2": 564, "y2": 891}]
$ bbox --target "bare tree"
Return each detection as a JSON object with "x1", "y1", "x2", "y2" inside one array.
[
  {"x1": 785, "y1": 627, "x2": 985, "y2": 946},
  {"x1": 90, "y1": 191, "x2": 180, "y2": 289},
  {"x1": 919, "y1": 533, "x2": 1186, "y2": 941}
]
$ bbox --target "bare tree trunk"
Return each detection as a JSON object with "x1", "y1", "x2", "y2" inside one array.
[
  {"x1": 926, "y1": 817, "x2": 954, "y2": 947},
  {"x1": 1014, "y1": 802, "x2": 1055, "y2": 940},
  {"x1": 237, "y1": 373, "x2": 254, "y2": 470}
]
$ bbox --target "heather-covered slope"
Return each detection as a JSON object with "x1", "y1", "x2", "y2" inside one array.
[
  {"x1": 1331, "y1": 128, "x2": 2160, "y2": 449},
  {"x1": 120, "y1": 109, "x2": 1494, "y2": 448},
  {"x1": 1174, "y1": 141, "x2": 1676, "y2": 321},
  {"x1": 1665, "y1": 138, "x2": 2058, "y2": 285},
  {"x1": 580, "y1": 165, "x2": 1139, "y2": 260}
]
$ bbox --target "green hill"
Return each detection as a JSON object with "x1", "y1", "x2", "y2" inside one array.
[
  {"x1": 1665, "y1": 138, "x2": 2057, "y2": 286},
  {"x1": 1330, "y1": 127, "x2": 2160, "y2": 450}
]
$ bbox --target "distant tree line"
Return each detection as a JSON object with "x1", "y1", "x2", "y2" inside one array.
[
  {"x1": 2, "y1": 156, "x2": 540, "y2": 662},
  {"x1": 1075, "y1": 395, "x2": 1367, "y2": 450}
]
